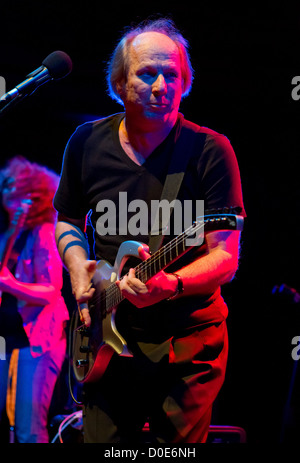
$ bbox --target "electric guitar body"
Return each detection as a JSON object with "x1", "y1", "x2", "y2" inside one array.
[{"x1": 72, "y1": 240, "x2": 143, "y2": 383}]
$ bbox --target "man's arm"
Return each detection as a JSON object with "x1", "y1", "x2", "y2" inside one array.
[
  {"x1": 117, "y1": 229, "x2": 241, "y2": 308},
  {"x1": 0, "y1": 222, "x2": 65, "y2": 307},
  {"x1": 55, "y1": 213, "x2": 96, "y2": 326},
  {"x1": 0, "y1": 268, "x2": 58, "y2": 305},
  {"x1": 176, "y1": 229, "x2": 240, "y2": 296}
]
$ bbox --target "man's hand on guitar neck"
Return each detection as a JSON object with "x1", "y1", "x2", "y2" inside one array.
[
  {"x1": 117, "y1": 229, "x2": 241, "y2": 309},
  {"x1": 116, "y1": 245, "x2": 179, "y2": 308}
]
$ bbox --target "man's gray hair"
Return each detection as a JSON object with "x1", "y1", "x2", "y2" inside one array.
[{"x1": 106, "y1": 18, "x2": 194, "y2": 106}]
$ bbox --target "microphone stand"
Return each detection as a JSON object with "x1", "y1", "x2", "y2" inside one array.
[
  {"x1": 0, "y1": 97, "x2": 22, "y2": 117},
  {"x1": 0, "y1": 85, "x2": 41, "y2": 117},
  {"x1": 0, "y1": 78, "x2": 52, "y2": 117}
]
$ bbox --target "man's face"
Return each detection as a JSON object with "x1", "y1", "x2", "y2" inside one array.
[{"x1": 118, "y1": 31, "x2": 183, "y2": 128}]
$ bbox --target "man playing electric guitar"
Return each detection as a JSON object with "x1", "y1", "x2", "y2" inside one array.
[{"x1": 54, "y1": 18, "x2": 245, "y2": 443}]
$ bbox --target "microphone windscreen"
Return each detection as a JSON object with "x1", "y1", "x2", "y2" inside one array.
[{"x1": 42, "y1": 51, "x2": 73, "y2": 79}]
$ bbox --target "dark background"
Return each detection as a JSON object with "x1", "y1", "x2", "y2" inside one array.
[{"x1": 0, "y1": 0, "x2": 300, "y2": 443}]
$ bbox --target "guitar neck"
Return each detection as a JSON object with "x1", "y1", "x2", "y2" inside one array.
[
  {"x1": 0, "y1": 199, "x2": 32, "y2": 272},
  {"x1": 135, "y1": 227, "x2": 190, "y2": 283},
  {"x1": 103, "y1": 213, "x2": 243, "y2": 312},
  {"x1": 134, "y1": 214, "x2": 243, "y2": 283},
  {"x1": 0, "y1": 232, "x2": 18, "y2": 271}
]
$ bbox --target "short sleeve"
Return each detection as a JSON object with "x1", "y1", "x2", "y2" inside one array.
[
  {"x1": 54, "y1": 123, "x2": 93, "y2": 219},
  {"x1": 198, "y1": 132, "x2": 246, "y2": 217}
]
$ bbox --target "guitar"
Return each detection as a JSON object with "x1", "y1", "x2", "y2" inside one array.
[
  {"x1": 72, "y1": 211, "x2": 244, "y2": 383},
  {"x1": 0, "y1": 198, "x2": 32, "y2": 305}
]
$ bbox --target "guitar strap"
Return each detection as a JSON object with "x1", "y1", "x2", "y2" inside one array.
[{"x1": 148, "y1": 117, "x2": 205, "y2": 253}]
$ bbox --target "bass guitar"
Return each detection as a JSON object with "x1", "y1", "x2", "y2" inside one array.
[{"x1": 72, "y1": 212, "x2": 244, "y2": 383}]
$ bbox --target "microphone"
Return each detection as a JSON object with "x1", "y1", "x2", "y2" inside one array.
[{"x1": 0, "y1": 50, "x2": 73, "y2": 103}]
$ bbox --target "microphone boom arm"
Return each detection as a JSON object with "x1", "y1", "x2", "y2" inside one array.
[{"x1": 0, "y1": 50, "x2": 72, "y2": 116}]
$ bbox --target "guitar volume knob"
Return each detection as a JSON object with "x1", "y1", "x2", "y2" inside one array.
[{"x1": 76, "y1": 359, "x2": 89, "y2": 368}]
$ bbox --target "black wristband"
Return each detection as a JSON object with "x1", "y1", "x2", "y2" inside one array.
[{"x1": 167, "y1": 273, "x2": 184, "y2": 301}]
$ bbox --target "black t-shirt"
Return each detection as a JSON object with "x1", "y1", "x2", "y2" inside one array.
[{"x1": 54, "y1": 112, "x2": 245, "y2": 338}]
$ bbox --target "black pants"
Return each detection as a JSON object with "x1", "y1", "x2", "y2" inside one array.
[{"x1": 83, "y1": 322, "x2": 228, "y2": 443}]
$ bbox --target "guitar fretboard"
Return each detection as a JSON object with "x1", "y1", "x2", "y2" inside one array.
[{"x1": 95, "y1": 214, "x2": 241, "y2": 314}]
